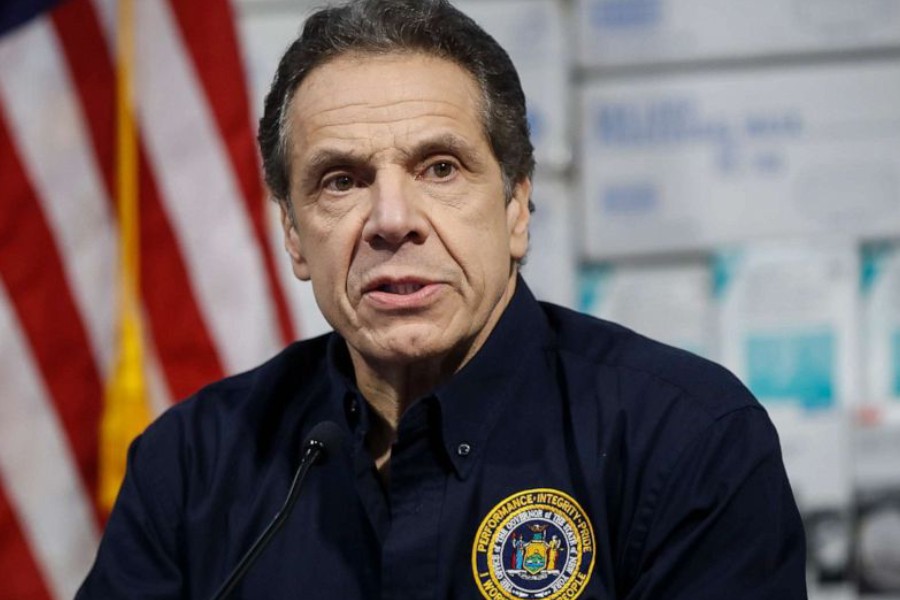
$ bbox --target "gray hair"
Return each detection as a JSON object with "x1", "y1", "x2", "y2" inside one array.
[{"x1": 257, "y1": 0, "x2": 535, "y2": 208}]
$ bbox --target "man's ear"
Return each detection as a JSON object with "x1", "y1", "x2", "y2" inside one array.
[
  {"x1": 280, "y1": 201, "x2": 311, "y2": 281},
  {"x1": 507, "y1": 177, "x2": 532, "y2": 261}
]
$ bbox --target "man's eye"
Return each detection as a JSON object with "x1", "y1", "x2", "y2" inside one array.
[
  {"x1": 424, "y1": 161, "x2": 456, "y2": 180},
  {"x1": 323, "y1": 174, "x2": 355, "y2": 192}
]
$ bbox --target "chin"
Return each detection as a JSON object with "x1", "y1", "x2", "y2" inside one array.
[
  {"x1": 375, "y1": 338, "x2": 452, "y2": 364},
  {"x1": 364, "y1": 326, "x2": 461, "y2": 364}
]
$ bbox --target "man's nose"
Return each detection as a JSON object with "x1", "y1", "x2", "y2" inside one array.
[{"x1": 362, "y1": 171, "x2": 428, "y2": 247}]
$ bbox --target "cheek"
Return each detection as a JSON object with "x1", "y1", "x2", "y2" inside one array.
[
  {"x1": 435, "y1": 210, "x2": 511, "y2": 288},
  {"x1": 312, "y1": 220, "x2": 372, "y2": 301},
  {"x1": 301, "y1": 205, "x2": 364, "y2": 259}
]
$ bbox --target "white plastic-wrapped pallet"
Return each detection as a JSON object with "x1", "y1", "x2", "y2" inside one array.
[
  {"x1": 715, "y1": 239, "x2": 859, "y2": 512},
  {"x1": 579, "y1": 62, "x2": 900, "y2": 259}
]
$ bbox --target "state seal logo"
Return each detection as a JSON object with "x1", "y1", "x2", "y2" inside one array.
[{"x1": 472, "y1": 488, "x2": 596, "y2": 599}]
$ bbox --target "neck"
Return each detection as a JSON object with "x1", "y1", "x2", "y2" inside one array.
[
  {"x1": 350, "y1": 342, "x2": 466, "y2": 481},
  {"x1": 350, "y1": 350, "x2": 461, "y2": 424}
]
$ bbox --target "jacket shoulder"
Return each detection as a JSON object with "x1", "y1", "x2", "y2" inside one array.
[
  {"x1": 162, "y1": 334, "x2": 331, "y2": 421},
  {"x1": 135, "y1": 334, "x2": 336, "y2": 485},
  {"x1": 540, "y1": 302, "x2": 758, "y2": 420}
]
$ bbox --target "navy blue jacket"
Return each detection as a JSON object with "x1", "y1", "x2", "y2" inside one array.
[{"x1": 78, "y1": 281, "x2": 807, "y2": 599}]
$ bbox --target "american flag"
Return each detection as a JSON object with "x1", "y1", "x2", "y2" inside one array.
[{"x1": 0, "y1": 0, "x2": 303, "y2": 596}]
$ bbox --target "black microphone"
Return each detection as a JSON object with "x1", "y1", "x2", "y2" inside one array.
[{"x1": 209, "y1": 421, "x2": 344, "y2": 600}]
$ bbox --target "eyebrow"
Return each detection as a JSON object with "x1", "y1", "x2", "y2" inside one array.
[
  {"x1": 302, "y1": 147, "x2": 373, "y2": 180},
  {"x1": 300, "y1": 132, "x2": 486, "y2": 181},
  {"x1": 405, "y1": 133, "x2": 483, "y2": 168}
]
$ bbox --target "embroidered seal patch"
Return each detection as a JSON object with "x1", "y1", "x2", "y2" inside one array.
[{"x1": 472, "y1": 488, "x2": 595, "y2": 599}]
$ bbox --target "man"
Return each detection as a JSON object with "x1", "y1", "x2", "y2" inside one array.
[{"x1": 78, "y1": 0, "x2": 807, "y2": 598}]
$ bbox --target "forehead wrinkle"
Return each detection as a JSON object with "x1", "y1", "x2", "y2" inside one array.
[
  {"x1": 303, "y1": 115, "x2": 476, "y2": 144},
  {"x1": 304, "y1": 100, "x2": 479, "y2": 131},
  {"x1": 299, "y1": 106, "x2": 484, "y2": 154},
  {"x1": 297, "y1": 80, "x2": 480, "y2": 126}
]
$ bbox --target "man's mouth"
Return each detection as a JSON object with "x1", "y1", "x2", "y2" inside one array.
[{"x1": 378, "y1": 283, "x2": 424, "y2": 295}]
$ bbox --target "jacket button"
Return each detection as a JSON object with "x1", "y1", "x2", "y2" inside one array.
[{"x1": 457, "y1": 443, "x2": 472, "y2": 457}]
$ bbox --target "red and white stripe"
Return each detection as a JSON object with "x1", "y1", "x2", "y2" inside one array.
[{"x1": 0, "y1": 0, "x2": 299, "y2": 597}]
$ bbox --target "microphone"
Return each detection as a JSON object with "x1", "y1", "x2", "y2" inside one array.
[{"x1": 210, "y1": 421, "x2": 344, "y2": 600}]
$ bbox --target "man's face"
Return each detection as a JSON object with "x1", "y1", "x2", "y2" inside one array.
[{"x1": 281, "y1": 52, "x2": 531, "y2": 370}]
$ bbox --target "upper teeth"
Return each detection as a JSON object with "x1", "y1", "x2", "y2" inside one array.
[{"x1": 382, "y1": 283, "x2": 423, "y2": 295}]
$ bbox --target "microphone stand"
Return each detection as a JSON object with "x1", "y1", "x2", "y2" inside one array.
[{"x1": 209, "y1": 437, "x2": 329, "y2": 600}]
